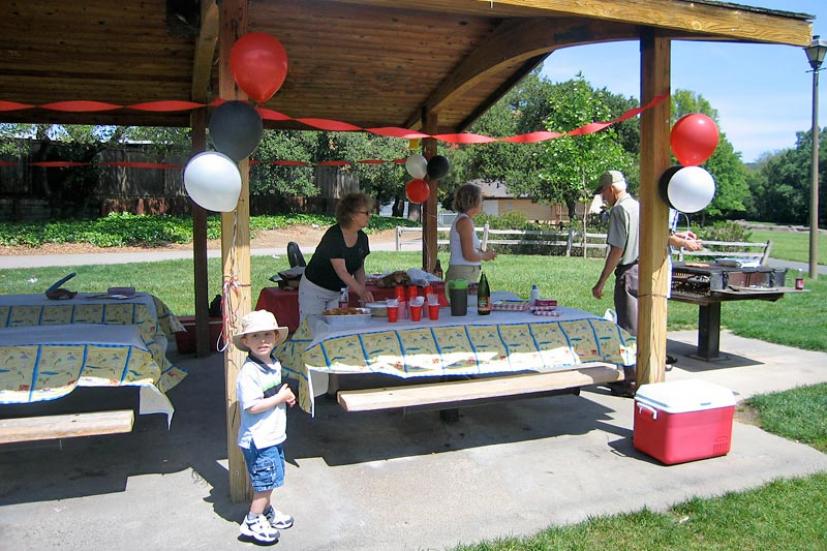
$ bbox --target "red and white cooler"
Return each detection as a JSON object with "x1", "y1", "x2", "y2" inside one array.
[{"x1": 633, "y1": 379, "x2": 736, "y2": 465}]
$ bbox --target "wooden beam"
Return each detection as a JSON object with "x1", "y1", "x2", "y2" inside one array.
[
  {"x1": 422, "y1": 110, "x2": 439, "y2": 272},
  {"x1": 332, "y1": 0, "x2": 812, "y2": 46},
  {"x1": 0, "y1": 410, "x2": 134, "y2": 444},
  {"x1": 405, "y1": 17, "x2": 639, "y2": 129},
  {"x1": 337, "y1": 366, "x2": 623, "y2": 412},
  {"x1": 190, "y1": 0, "x2": 218, "y2": 358},
  {"x1": 190, "y1": 108, "x2": 211, "y2": 358},
  {"x1": 218, "y1": 0, "x2": 252, "y2": 505},
  {"x1": 637, "y1": 29, "x2": 671, "y2": 387},
  {"x1": 191, "y1": 0, "x2": 219, "y2": 102}
]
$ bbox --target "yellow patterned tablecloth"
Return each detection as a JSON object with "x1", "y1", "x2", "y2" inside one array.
[
  {"x1": 0, "y1": 324, "x2": 182, "y2": 422},
  {"x1": 276, "y1": 307, "x2": 636, "y2": 414},
  {"x1": 0, "y1": 293, "x2": 186, "y2": 392}
]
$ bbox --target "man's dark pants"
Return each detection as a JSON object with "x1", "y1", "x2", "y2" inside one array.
[{"x1": 614, "y1": 262, "x2": 638, "y2": 336}]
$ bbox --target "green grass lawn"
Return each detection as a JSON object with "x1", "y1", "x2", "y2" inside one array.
[
  {"x1": 2, "y1": 251, "x2": 824, "y2": 352},
  {"x1": 749, "y1": 228, "x2": 827, "y2": 266}
]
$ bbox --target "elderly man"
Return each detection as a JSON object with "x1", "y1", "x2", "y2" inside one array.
[{"x1": 592, "y1": 170, "x2": 639, "y2": 336}]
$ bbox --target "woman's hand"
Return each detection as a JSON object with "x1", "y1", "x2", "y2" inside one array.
[
  {"x1": 356, "y1": 286, "x2": 374, "y2": 303},
  {"x1": 482, "y1": 249, "x2": 496, "y2": 261}
]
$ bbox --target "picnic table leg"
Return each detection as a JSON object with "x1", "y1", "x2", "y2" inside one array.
[{"x1": 697, "y1": 302, "x2": 722, "y2": 360}]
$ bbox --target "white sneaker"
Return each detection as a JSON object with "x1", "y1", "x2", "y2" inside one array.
[
  {"x1": 265, "y1": 506, "x2": 294, "y2": 529},
  {"x1": 240, "y1": 514, "x2": 279, "y2": 543}
]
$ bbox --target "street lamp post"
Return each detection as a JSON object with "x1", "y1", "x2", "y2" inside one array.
[{"x1": 804, "y1": 36, "x2": 827, "y2": 280}]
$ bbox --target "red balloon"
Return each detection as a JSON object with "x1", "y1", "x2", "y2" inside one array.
[
  {"x1": 230, "y1": 33, "x2": 289, "y2": 104},
  {"x1": 405, "y1": 178, "x2": 430, "y2": 204},
  {"x1": 670, "y1": 113, "x2": 719, "y2": 166}
]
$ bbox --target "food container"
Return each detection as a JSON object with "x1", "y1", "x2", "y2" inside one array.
[
  {"x1": 365, "y1": 301, "x2": 388, "y2": 317},
  {"x1": 322, "y1": 307, "x2": 372, "y2": 328},
  {"x1": 633, "y1": 379, "x2": 735, "y2": 465}
]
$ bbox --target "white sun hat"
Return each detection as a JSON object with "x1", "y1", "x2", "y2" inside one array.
[{"x1": 232, "y1": 310, "x2": 289, "y2": 351}]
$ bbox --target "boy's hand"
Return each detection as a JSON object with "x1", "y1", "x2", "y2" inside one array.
[{"x1": 278, "y1": 384, "x2": 296, "y2": 407}]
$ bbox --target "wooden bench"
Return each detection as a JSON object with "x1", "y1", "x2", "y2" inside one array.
[
  {"x1": 337, "y1": 365, "x2": 624, "y2": 412},
  {"x1": 673, "y1": 239, "x2": 772, "y2": 266},
  {"x1": 0, "y1": 410, "x2": 135, "y2": 445}
]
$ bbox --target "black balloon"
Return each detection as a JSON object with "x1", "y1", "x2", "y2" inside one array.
[
  {"x1": 426, "y1": 155, "x2": 450, "y2": 180},
  {"x1": 209, "y1": 100, "x2": 263, "y2": 161}
]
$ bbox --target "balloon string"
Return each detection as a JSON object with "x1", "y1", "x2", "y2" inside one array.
[{"x1": 219, "y1": 214, "x2": 251, "y2": 352}]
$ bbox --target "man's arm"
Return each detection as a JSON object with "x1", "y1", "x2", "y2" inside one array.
[
  {"x1": 669, "y1": 231, "x2": 702, "y2": 252},
  {"x1": 592, "y1": 245, "x2": 624, "y2": 299}
]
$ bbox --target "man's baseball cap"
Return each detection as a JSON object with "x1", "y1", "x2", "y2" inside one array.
[{"x1": 594, "y1": 170, "x2": 626, "y2": 195}]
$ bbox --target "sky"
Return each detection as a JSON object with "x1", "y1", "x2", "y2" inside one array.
[{"x1": 540, "y1": 0, "x2": 827, "y2": 163}]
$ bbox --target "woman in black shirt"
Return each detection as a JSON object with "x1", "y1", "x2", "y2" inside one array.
[{"x1": 298, "y1": 192, "x2": 375, "y2": 321}]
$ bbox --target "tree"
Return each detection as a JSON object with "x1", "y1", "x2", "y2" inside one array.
[
  {"x1": 671, "y1": 90, "x2": 749, "y2": 220},
  {"x1": 749, "y1": 128, "x2": 827, "y2": 225},
  {"x1": 521, "y1": 77, "x2": 633, "y2": 215}
]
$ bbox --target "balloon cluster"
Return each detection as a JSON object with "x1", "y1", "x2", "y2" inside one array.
[
  {"x1": 662, "y1": 114, "x2": 719, "y2": 213},
  {"x1": 183, "y1": 33, "x2": 289, "y2": 212},
  {"x1": 403, "y1": 154, "x2": 450, "y2": 204}
]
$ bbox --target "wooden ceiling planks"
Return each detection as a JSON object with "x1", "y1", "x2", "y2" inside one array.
[{"x1": 0, "y1": 0, "x2": 812, "y2": 131}]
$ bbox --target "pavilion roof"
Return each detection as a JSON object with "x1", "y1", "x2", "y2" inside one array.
[{"x1": 0, "y1": 0, "x2": 813, "y2": 131}]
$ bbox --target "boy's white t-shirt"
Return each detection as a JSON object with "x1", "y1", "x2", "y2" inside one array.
[{"x1": 236, "y1": 353, "x2": 287, "y2": 449}]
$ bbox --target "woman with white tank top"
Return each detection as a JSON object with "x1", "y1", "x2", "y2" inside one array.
[{"x1": 445, "y1": 183, "x2": 496, "y2": 288}]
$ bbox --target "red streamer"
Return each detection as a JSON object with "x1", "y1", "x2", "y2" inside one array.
[
  {"x1": 41, "y1": 101, "x2": 121, "y2": 112},
  {"x1": 0, "y1": 100, "x2": 34, "y2": 112},
  {"x1": 127, "y1": 101, "x2": 204, "y2": 112},
  {"x1": 0, "y1": 94, "x2": 667, "y2": 145}
]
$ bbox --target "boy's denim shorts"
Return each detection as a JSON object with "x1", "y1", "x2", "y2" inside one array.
[{"x1": 241, "y1": 442, "x2": 285, "y2": 492}]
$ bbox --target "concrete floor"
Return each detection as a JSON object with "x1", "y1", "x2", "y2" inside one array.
[{"x1": 1, "y1": 330, "x2": 826, "y2": 551}]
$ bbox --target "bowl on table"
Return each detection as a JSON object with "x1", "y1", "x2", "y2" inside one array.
[
  {"x1": 364, "y1": 301, "x2": 388, "y2": 317},
  {"x1": 322, "y1": 307, "x2": 372, "y2": 328}
]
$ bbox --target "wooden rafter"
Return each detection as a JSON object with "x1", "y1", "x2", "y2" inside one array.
[
  {"x1": 191, "y1": 0, "x2": 219, "y2": 103},
  {"x1": 404, "y1": 17, "x2": 640, "y2": 129},
  {"x1": 332, "y1": 0, "x2": 812, "y2": 46}
]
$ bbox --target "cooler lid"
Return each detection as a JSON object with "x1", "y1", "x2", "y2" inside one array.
[{"x1": 635, "y1": 380, "x2": 735, "y2": 413}]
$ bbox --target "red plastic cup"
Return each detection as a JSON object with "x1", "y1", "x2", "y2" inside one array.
[
  {"x1": 428, "y1": 304, "x2": 440, "y2": 320},
  {"x1": 409, "y1": 304, "x2": 423, "y2": 321},
  {"x1": 387, "y1": 304, "x2": 399, "y2": 322},
  {"x1": 395, "y1": 285, "x2": 405, "y2": 301},
  {"x1": 407, "y1": 285, "x2": 419, "y2": 300}
]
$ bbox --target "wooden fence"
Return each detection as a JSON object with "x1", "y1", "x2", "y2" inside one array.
[{"x1": 395, "y1": 225, "x2": 609, "y2": 256}]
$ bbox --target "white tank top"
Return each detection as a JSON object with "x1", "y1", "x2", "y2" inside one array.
[{"x1": 449, "y1": 213, "x2": 481, "y2": 266}]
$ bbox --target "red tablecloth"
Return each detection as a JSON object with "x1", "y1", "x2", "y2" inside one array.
[
  {"x1": 256, "y1": 282, "x2": 448, "y2": 333},
  {"x1": 256, "y1": 287, "x2": 301, "y2": 333}
]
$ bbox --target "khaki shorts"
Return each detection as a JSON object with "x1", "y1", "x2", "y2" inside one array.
[{"x1": 445, "y1": 264, "x2": 480, "y2": 288}]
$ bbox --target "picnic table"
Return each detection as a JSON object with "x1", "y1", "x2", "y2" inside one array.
[
  {"x1": 274, "y1": 306, "x2": 636, "y2": 415},
  {"x1": 0, "y1": 292, "x2": 188, "y2": 439}
]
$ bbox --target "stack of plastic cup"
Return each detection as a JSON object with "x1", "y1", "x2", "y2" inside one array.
[
  {"x1": 409, "y1": 296, "x2": 425, "y2": 321},
  {"x1": 387, "y1": 299, "x2": 399, "y2": 323},
  {"x1": 427, "y1": 293, "x2": 440, "y2": 320}
]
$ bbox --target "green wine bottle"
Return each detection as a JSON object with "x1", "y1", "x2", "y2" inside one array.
[{"x1": 477, "y1": 271, "x2": 491, "y2": 315}]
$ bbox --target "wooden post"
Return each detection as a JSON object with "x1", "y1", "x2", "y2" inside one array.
[
  {"x1": 638, "y1": 30, "x2": 671, "y2": 386},
  {"x1": 189, "y1": 109, "x2": 211, "y2": 358},
  {"x1": 218, "y1": 0, "x2": 252, "y2": 504},
  {"x1": 190, "y1": 0, "x2": 218, "y2": 358},
  {"x1": 422, "y1": 110, "x2": 439, "y2": 272}
]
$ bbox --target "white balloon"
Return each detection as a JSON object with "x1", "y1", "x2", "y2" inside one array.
[
  {"x1": 183, "y1": 152, "x2": 242, "y2": 212},
  {"x1": 667, "y1": 166, "x2": 715, "y2": 213},
  {"x1": 405, "y1": 154, "x2": 428, "y2": 179}
]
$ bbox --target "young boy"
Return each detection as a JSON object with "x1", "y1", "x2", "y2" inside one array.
[{"x1": 233, "y1": 310, "x2": 296, "y2": 544}]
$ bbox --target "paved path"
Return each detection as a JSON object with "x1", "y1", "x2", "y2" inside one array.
[
  {"x1": 1, "y1": 331, "x2": 826, "y2": 550},
  {"x1": 0, "y1": 242, "x2": 401, "y2": 269},
  {"x1": 767, "y1": 257, "x2": 827, "y2": 276}
]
